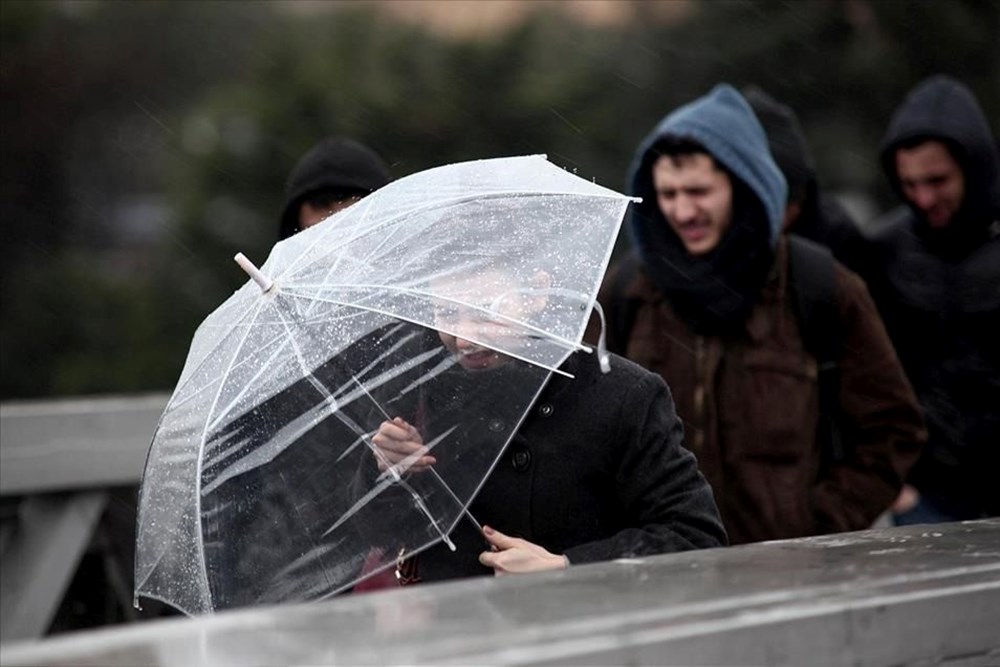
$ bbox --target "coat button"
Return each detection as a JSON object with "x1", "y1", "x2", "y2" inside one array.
[
  {"x1": 511, "y1": 446, "x2": 532, "y2": 472},
  {"x1": 538, "y1": 403, "x2": 553, "y2": 417},
  {"x1": 488, "y1": 419, "x2": 504, "y2": 433}
]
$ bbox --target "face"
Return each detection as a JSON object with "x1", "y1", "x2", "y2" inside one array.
[
  {"x1": 895, "y1": 141, "x2": 965, "y2": 229},
  {"x1": 298, "y1": 196, "x2": 362, "y2": 231},
  {"x1": 432, "y1": 270, "x2": 548, "y2": 371},
  {"x1": 652, "y1": 154, "x2": 734, "y2": 255}
]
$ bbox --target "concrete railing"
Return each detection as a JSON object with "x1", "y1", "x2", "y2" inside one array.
[
  {"x1": 3, "y1": 394, "x2": 999, "y2": 665},
  {"x1": 2, "y1": 520, "x2": 999, "y2": 666},
  {"x1": 0, "y1": 394, "x2": 169, "y2": 641}
]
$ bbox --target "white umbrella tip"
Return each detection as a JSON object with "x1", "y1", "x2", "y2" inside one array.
[{"x1": 234, "y1": 252, "x2": 274, "y2": 293}]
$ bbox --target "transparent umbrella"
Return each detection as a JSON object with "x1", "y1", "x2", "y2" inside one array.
[{"x1": 134, "y1": 155, "x2": 635, "y2": 614}]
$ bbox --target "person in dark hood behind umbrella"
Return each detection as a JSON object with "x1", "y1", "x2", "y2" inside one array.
[
  {"x1": 278, "y1": 136, "x2": 391, "y2": 240},
  {"x1": 370, "y1": 264, "x2": 727, "y2": 583},
  {"x1": 593, "y1": 84, "x2": 925, "y2": 545},
  {"x1": 866, "y1": 75, "x2": 1000, "y2": 524},
  {"x1": 742, "y1": 86, "x2": 869, "y2": 277}
]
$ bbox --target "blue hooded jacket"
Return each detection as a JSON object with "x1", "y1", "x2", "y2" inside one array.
[{"x1": 622, "y1": 84, "x2": 788, "y2": 334}]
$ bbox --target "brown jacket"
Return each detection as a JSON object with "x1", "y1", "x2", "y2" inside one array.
[{"x1": 595, "y1": 238, "x2": 926, "y2": 544}]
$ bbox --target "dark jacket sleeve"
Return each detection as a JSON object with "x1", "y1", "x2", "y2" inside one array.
[
  {"x1": 563, "y1": 370, "x2": 727, "y2": 564},
  {"x1": 811, "y1": 266, "x2": 927, "y2": 532}
]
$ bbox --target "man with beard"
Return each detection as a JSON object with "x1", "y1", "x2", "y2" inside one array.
[
  {"x1": 596, "y1": 84, "x2": 926, "y2": 545},
  {"x1": 868, "y1": 75, "x2": 1000, "y2": 524}
]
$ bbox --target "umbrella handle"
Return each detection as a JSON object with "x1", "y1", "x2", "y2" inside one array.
[{"x1": 590, "y1": 301, "x2": 612, "y2": 374}]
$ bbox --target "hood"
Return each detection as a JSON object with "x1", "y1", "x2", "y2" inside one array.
[
  {"x1": 880, "y1": 75, "x2": 1000, "y2": 234},
  {"x1": 743, "y1": 85, "x2": 816, "y2": 205},
  {"x1": 623, "y1": 84, "x2": 786, "y2": 335},
  {"x1": 279, "y1": 136, "x2": 391, "y2": 240},
  {"x1": 627, "y1": 83, "x2": 788, "y2": 252}
]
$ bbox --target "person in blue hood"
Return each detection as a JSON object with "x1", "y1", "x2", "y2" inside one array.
[
  {"x1": 867, "y1": 75, "x2": 1000, "y2": 523},
  {"x1": 595, "y1": 85, "x2": 925, "y2": 544}
]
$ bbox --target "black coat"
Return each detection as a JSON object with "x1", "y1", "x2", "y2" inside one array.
[
  {"x1": 413, "y1": 351, "x2": 727, "y2": 582},
  {"x1": 794, "y1": 189, "x2": 869, "y2": 279},
  {"x1": 201, "y1": 327, "x2": 724, "y2": 604}
]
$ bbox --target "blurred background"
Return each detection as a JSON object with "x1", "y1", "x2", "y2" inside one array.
[
  {"x1": 0, "y1": 0, "x2": 998, "y2": 637},
  {"x1": 3, "y1": 0, "x2": 998, "y2": 402}
]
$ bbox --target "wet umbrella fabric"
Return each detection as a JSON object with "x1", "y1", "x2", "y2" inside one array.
[{"x1": 134, "y1": 155, "x2": 634, "y2": 614}]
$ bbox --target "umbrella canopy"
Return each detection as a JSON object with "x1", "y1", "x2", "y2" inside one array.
[{"x1": 135, "y1": 155, "x2": 635, "y2": 614}]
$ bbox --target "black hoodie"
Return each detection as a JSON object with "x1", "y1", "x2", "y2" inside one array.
[
  {"x1": 743, "y1": 86, "x2": 869, "y2": 277},
  {"x1": 278, "y1": 137, "x2": 390, "y2": 241},
  {"x1": 878, "y1": 75, "x2": 1000, "y2": 254},
  {"x1": 869, "y1": 75, "x2": 1000, "y2": 518}
]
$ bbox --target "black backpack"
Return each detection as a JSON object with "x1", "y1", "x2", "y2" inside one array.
[{"x1": 607, "y1": 236, "x2": 848, "y2": 464}]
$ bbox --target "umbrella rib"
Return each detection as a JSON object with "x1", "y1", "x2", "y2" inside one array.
[
  {"x1": 281, "y1": 289, "x2": 578, "y2": 377},
  {"x1": 276, "y1": 190, "x2": 630, "y2": 285},
  {"x1": 302, "y1": 206, "x2": 411, "y2": 320},
  {"x1": 343, "y1": 370, "x2": 484, "y2": 536},
  {"x1": 282, "y1": 283, "x2": 587, "y2": 355},
  {"x1": 201, "y1": 322, "x2": 439, "y2": 496},
  {"x1": 333, "y1": 351, "x2": 457, "y2": 465},
  {"x1": 167, "y1": 295, "x2": 267, "y2": 411},
  {"x1": 194, "y1": 295, "x2": 271, "y2": 612},
  {"x1": 340, "y1": 355, "x2": 393, "y2": 421},
  {"x1": 206, "y1": 334, "x2": 297, "y2": 433},
  {"x1": 272, "y1": 303, "x2": 346, "y2": 413},
  {"x1": 324, "y1": 425, "x2": 460, "y2": 551}
]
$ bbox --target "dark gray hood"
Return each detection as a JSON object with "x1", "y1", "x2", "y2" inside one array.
[{"x1": 880, "y1": 75, "x2": 999, "y2": 236}]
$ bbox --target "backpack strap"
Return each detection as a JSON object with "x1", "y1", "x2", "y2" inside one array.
[
  {"x1": 787, "y1": 235, "x2": 846, "y2": 465},
  {"x1": 787, "y1": 235, "x2": 838, "y2": 368}
]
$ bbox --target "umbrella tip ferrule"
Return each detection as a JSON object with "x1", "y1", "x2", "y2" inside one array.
[{"x1": 234, "y1": 252, "x2": 274, "y2": 293}]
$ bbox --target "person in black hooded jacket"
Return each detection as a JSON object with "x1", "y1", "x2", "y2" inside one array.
[
  {"x1": 743, "y1": 86, "x2": 869, "y2": 278},
  {"x1": 867, "y1": 75, "x2": 1000, "y2": 523},
  {"x1": 368, "y1": 267, "x2": 726, "y2": 584},
  {"x1": 278, "y1": 136, "x2": 391, "y2": 240}
]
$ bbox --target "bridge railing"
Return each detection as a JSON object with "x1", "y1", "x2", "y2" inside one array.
[
  {"x1": 2, "y1": 519, "x2": 999, "y2": 666},
  {"x1": 3, "y1": 393, "x2": 998, "y2": 666},
  {"x1": 0, "y1": 393, "x2": 169, "y2": 642}
]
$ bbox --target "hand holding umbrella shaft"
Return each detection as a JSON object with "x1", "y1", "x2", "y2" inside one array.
[{"x1": 372, "y1": 417, "x2": 437, "y2": 473}]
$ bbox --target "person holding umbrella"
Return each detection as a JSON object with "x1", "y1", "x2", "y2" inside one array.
[
  {"x1": 370, "y1": 262, "x2": 728, "y2": 583},
  {"x1": 135, "y1": 155, "x2": 723, "y2": 613}
]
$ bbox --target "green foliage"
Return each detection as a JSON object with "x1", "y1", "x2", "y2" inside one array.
[{"x1": 2, "y1": 0, "x2": 998, "y2": 398}]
